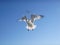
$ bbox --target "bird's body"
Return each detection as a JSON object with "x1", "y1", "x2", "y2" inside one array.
[
  {"x1": 19, "y1": 14, "x2": 44, "y2": 31},
  {"x1": 26, "y1": 20, "x2": 36, "y2": 30}
]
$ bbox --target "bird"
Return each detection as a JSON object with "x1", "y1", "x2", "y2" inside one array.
[{"x1": 19, "y1": 14, "x2": 44, "y2": 31}]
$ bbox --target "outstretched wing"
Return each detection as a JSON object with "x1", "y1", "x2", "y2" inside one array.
[
  {"x1": 31, "y1": 14, "x2": 44, "y2": 22},
  {"x1": 18, "y1": 16, "x2": 27, "y2": 22}
]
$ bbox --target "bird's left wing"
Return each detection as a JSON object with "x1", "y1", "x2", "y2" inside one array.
[
  {"x1": 31, "y1": 14, "x2": 44, "y2": 23},
  {"x1": 18, "y1": 16, "x2": 27, "y2": 22}
]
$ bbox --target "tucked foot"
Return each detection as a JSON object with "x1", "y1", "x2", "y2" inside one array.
[
  {"x1": 32, "y1": 29, "x2": 34, "y2": 31},
  {"x1": 27, "y1": 29, "x2": 29, "y2": 31}
]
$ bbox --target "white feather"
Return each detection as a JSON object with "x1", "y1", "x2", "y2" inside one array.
[{"x1": 26, "y1": 25, "x2": 36, "y2": 30}]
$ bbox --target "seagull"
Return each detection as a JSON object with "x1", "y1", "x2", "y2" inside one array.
[{"x1": 19, "y1": 14, "x2": 44, "y2": 31}]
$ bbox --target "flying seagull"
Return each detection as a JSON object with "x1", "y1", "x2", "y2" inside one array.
[{"x1": 19, "y1": 14, "x2": 44, "y2": 31}]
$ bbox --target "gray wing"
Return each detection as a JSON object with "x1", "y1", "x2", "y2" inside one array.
[
  {"x1": 19, "y1": 16, "x2": 27, "y2": 22},
  {"x1": 31, "y1": 14, "x2": 44, "y2": 22}
]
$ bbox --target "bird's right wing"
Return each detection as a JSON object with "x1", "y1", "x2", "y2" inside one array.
[
  {"x1": 31, "y1": 14, "x2": 44, "y2": 23},
  {"x1": 18, "y1": 16, "x2": 27, "y2": 22}
]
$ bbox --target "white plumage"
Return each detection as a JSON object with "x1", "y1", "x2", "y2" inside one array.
[{"x1": 19, "y1": 14, "x2": 44, "y2": 31}]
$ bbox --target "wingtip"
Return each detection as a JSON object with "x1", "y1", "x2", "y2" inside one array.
[
  {"x1": 40, "y1": 15, "x2": 44, "y2": 18},
  {"x1": 18, "y1": 19, "x2": 22, "y2": 21}
]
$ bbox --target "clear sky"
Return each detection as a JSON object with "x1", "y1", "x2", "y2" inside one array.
[{"x1": 0, "y1": 0, "x2": 60, "y2": 45}]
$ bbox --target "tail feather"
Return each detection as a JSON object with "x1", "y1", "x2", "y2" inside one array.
[{"x1": 26, "y1": 25, "x2": 36, "y2": 30}]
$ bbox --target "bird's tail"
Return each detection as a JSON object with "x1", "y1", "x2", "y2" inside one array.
[{"x1": 26, "y1": 25, "x2": 36, "y2": 30}]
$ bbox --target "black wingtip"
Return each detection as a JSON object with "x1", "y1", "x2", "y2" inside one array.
[{"x1": 40, "y1": 15, "x2": 44, "y2": 18}]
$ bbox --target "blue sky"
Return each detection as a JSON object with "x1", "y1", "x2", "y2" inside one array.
[{"x1": 0, "y1": 0, "x2": 60, "y2": 45}]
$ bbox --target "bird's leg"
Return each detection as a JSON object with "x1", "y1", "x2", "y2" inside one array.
[
  {"x1": 27, "y1": 29, "x2": 29, "y2": 31},
  {"x1": 32, "y1": 29, "x2": 34, "y2": 31}
]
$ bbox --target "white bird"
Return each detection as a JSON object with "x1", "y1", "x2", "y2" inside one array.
[{"x1": 19, "y1": 14, "x2": 44, "y2": 31}]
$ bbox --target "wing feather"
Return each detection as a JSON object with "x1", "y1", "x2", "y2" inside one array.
[
  {"x1": 19, "y1": 16, "x2": 27, "y2": 22},
  {"x1": 31, "y1": 14, "x2": 44, "y2": 22}
]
